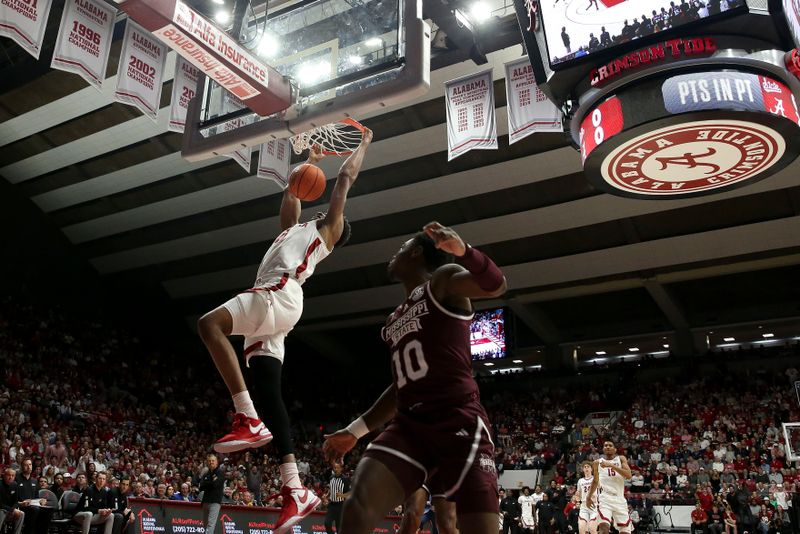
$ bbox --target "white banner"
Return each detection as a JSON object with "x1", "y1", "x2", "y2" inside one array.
[
  {"x1": 222, "y1": 91, "x2": 252, "y2": 172},
  {"x1": 257, "y1": 139, "x2": 291, "y2": 189},
  {"x1": 51, "y1": 0, "x2": 115, "y2": 90},
  {"x1": 114, "y1": 20, "x2": 167, "y2": 121},
  {"x1": 445, "y1": 69, "x2": 497, "y2": 161},
  {"x1": 168, "y1": 56, "x2": 199, "y2": 133},
  {"x1": 505, "y1": 57, "x2": 562, "y2": 144},
  {"x1": 0, "y1": 0, "x2": 53, "y2": 59}
]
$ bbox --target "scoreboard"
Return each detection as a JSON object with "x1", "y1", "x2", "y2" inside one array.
[{"x1": 513, "y1": 0, "x2": 800, "y2": 198}]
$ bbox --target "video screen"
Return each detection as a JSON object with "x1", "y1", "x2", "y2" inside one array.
[
  {"x1": 470, "y1": 308, "x2": 506, "y2": 360},
  {"x1": 784, "y1": 0, "x2": 800, "y2": 48},
  {"x1": 540, "y1": 0, "x2": 746, "y2": 67}
]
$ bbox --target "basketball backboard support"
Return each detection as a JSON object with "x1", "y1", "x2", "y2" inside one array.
[
  {"x1": 181, "y1": 0, "x2": 430, "y2": 161},
  {"x1": 784, "y1": 422, "x2": 800, "y2": 463}
]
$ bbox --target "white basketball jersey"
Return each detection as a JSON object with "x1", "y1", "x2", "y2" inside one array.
[
  {"x1": 597, "y1": 456, "x2": 625, "y2": 500},
  {"x1": 518, "y1": 495, "x2": 535, "y2": 519},
  {"x1": 254, "y1": 221, "x2": 331, "y2": 287},
  {"x1": 578, "y1": 476, "x2": 597, "y2": 510}
]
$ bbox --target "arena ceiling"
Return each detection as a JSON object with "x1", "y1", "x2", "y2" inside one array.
[{"x1": 2, "y1": 2, "x2": 800, "y2": 370}]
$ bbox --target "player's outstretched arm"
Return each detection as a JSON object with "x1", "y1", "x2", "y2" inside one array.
[
  {"x1": 322, "y1": 383, "x2": 396, "y2": 464},
  {"x1": 317, "y1": 129, "x2": 373, "y2": 247},
  {"x1": 424, "y1": 221, "x2": 507, "y2": 300},
  {"x1": 279, "y1": 146, "x2": 325, "y2": 230}
]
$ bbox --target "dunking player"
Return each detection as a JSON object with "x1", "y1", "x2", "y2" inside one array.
[
  {"x1": 196, "y1": 130, "x2": 372, "y2": 534},
  {"x1": 323, "y1": 222, "x2": 507, "y2": 534},
  {"x1": 576, "y1": 462, "x2": 598, "y2": 534},
  {"x1": 586, "y1": 442, "x2": 633, "y2": 534},
  {"x1": 400, "y1": 486, "x2": 457, "y2": 534}
]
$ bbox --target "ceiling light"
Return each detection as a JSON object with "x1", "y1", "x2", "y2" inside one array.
[
  {"x1": 214, "y1": 10, "x2": 230, "y2": 24},
  {"x1": 469, "y1": 1, "x2": 492, "y2": 22},
  {"x1": 257, "y1": 33, "x2": 280, "y2": 58},
  {"x1": 347, "y1": 54, "x2": 363, "y2": 65},
  {"x1": 211, "y1": 0, "x2": 224, "y2": 4},
  {"x1": 762, "y1": 333, "x2": 774, "y2": 338},
  {"x1": 628, "y1": 347, "x2": 639, "y2": 352},
  {"x1": 723, "y1": 337, "x2": 735, "y2": 342},
  {"x1": 595, "y1": 351, "x2": 606, "y2": 355},
  {"x1": 483, "y1": 362, "x2": 494, "y2": 367},
  {"x1": 296, "y1": 61, "x2": 330, "y2": 87},
  {"x1": 663, "y1": 344, "x2": 669, "y2": 348},
  {"x1": 365, "y1": 37, "x2": 383, "y2": 47},
  {"x1": 513, "y1": 359, "x2": 523, "y2": 363}
]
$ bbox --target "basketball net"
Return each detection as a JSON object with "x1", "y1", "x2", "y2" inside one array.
[{"x1": 290, "y1": 118, "x2": 366, "y2": 156}]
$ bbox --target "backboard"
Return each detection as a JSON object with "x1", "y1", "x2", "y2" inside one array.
[{"x1": 181, "y1": 0, "x2": 430, "y2": 161}]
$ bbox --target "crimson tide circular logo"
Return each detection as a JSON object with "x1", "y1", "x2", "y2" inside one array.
[{"x1": 600, "y1": 120, "x2": 786, "y2": 196}]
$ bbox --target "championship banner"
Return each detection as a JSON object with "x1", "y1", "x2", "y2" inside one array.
[
  {"x1": 0, "y1": 0, "x2": 53, "y2": 59},
  {"x1": 257, "y1": 139, "x2": 291, "y2": 189},
  {"x1": 504, "y1": 57, "x2": 562, "y2": 144},
  {"x1": 168, "y1": 56, "x2": 199, "y2": 133},
  {"x1": 222, "y1": 91, "x2": 252, "y2": 172},
  {"x1": 114, "y1": 20, "x2": 167, "y2": 121},
  {"x1": 129, "y1": 498, "x2": 413, "y2": 534},
  {"x1": 445, "y1": 69, "x2": 498, "y2": 161},
  {"x1": 51, "y1": 0, "x2": 115, "y2": 90}
]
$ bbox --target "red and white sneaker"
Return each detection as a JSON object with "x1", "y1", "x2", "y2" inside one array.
[
  {"x1": 272, "y1": 485, "x2": 321, "y2": 534},
  {"x1": 213, "y1": 413, "x2": 273, "y2": 453}
]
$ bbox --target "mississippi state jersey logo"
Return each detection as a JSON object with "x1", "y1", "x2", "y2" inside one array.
[
  {"x1": 600, "y1": 120, "x2": 785, "y2": 195},
  {"x1": 410, "y1": 286, "x2": 425, "y2": 301}
]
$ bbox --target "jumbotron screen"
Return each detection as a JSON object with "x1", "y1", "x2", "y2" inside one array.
[
  {"x1": 470, "y1": 308, "x2": 506, "y2": 360},
  {"x1": 541, "y1": 0, "x2": 746, "y2": 67}
]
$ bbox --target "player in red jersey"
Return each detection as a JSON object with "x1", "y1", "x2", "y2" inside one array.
[{"x1": 323, "y1": 222, "x2": 507, "y2": 534}]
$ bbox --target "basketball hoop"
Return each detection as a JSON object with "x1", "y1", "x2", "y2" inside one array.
[{"x1": 290, "y1": 118, "x2": 366, "y2": 157}]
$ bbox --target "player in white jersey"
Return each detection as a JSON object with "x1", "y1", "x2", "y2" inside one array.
[
  {"x1": 587, "y1": 441, "x2": 633, "y2": 534},
  {"x1": 196, "y1": 129, "x2": 373, "y2": 534},
  {"x1": 576, "y1": 462, "x2": 598, "y2": 534},
  {"x1": 518, "y1": 487, "x2": 536, "y2": 534}
]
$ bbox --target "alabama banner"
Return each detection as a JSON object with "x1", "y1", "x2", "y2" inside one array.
[
  {"x1": 505, "y1": 57, "x2": 562, "y2": 144},
  {"x1": 257, "y1": 139, "x2": 291, "y2": 189},
  {"x1": 0, "y1": 0, "x2": 53, "y2": 59},
  {"x1": 445, "y1": 69, "x2": 497, "y2": 161},
  {"x1": 115, "y1": 20, "x2": 167, "y2": 121},
  {"x1": 222, "y1": 91, "x2": 252, "y2": 172},
  {"x1": 168, "y1": 56, "x2": 199, "y2": 133},
  {"x1": 51, "y1": 0, "x2": 115, "y2": 90}
]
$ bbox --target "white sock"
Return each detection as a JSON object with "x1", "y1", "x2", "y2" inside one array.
[
  {"x1": 279, "y1": 462, "x2": 302, "y2": 489},
  {"x1": 232, "y1": 391, "x2": 258, "y2": 419}
]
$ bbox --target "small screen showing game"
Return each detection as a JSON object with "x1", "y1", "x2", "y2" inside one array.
[
  {"x1": 540, "y1": 0, "x2": 746, "y2": 67},
  {"x1": 470, "y1": 308, "x2": 506, "y2": 360}
]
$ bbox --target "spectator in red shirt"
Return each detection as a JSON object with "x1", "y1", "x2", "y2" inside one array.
[
  {"x1": 724, "y1": 504, "x2": 737, "y2": 534},
  {"x1": 698, "y1": 487, "x2": 714, "y2": 512},
  {"x1": 692, "y1": 502, "x2": 708, "y2": 534}
]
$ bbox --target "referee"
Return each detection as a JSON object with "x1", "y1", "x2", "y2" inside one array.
[{"x1": 325, "y1": 463, "x2": 350, "y2": 534}]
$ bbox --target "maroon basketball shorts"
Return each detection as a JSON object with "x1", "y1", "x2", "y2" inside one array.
[{"x1": 363, "y1": 405, "x2": 498, "y2": 513}]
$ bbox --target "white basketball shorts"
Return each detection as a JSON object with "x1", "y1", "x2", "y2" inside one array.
[
  {"x1": 219, "y1": 277, "x2": 303, "y2": 363},
  {"x1": 579, "y1": 508, "x2": 598, "y2": 523},
  {"x1": 597, "y1": 497, "x2": 631, "y2": 532}
]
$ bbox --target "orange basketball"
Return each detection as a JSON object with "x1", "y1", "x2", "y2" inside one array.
[{"x1": 288, "y1": 163, "x2": 326, "y2": 201}]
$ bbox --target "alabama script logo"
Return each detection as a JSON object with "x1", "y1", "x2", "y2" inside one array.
[{"x1": 600, "y1": 120, "x2": 785, "y2": 196}]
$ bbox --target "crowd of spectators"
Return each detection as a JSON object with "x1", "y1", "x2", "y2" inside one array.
[{"x1": 3, "y1": 294, "x2": 799, "y2": 534}]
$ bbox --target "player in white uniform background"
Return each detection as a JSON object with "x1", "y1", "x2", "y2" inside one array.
[
  {"x1": 518, "y1": 487, "x2": 536, "y2": 534},
  {"x1": 196, "y1": 129, "x2": 373, "y2": 534},
  {"x1": 587, "y1": 441, "x2": 633, "y2": 534},
  {"x1": 576, "y1": 461, "x2": 598, "y2": 534}
]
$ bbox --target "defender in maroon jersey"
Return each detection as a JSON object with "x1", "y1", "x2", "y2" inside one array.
[{"x1": 323, "y1": 221, "x2": 507, "y2": 534}]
